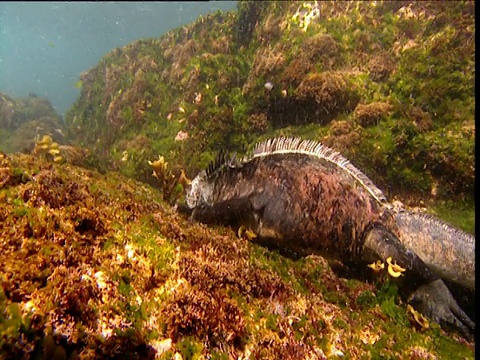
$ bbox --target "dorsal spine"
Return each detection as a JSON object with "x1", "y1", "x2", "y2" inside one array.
[{"x1": 251, "y1": 137, "x2": 389, "y2": 207}]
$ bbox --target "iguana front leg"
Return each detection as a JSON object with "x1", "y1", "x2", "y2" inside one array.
[{"x1": 363, "y1": 225, "x2": 475, "y2": 340}]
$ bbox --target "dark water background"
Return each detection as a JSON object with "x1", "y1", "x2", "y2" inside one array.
[{"x1": 0, "y1": 1, "x2": 236, "y2": 116}]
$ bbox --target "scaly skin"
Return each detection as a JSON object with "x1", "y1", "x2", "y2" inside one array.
[
  {"x1": 395, "y1": 210, "x2": 475, "y2": 291},
  {"x1": 184, "y1": 137, "x2": 475, "y2": 340}
]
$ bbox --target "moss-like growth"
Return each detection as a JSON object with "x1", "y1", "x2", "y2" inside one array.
[
  {"x1": 294, "y1": 71, "x2": 361, "y2": 121},
  {"x1": 354, "y1": 102, "x2": 393, "y2": 127}
]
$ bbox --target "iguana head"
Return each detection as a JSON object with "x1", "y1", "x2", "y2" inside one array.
[
  {"x1": 185, "y1": 170, "x2": 213, "y2": 209},
  {"x1": 186, "y1": 151, "x2": 240, "y2": 209}
]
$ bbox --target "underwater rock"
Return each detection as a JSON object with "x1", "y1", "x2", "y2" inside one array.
[
  {"x1": 0, "y1": 93, "x2": 18, "y2": 129},
  {"x1": 0, "y1": 92, "x2": 65, "y2": 154},
  {"x1": 0, "y1": 92, "x2": 61, "y2": 131}
]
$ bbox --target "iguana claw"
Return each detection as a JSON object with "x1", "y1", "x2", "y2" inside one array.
[{"x1": 408, "y1": 279, "x2": 475, "y2": 341}]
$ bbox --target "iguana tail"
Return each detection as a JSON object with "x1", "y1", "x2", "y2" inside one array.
[{"x1": 394, "y1": 210, "x2": 475, "y2": 291}]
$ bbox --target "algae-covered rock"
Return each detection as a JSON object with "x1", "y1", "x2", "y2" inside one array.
[
  {"x1": 0, "y1": 153, "x2": 474, "y2": 358},
  {"x1": 64, "y1": 1, "x2": 474, "y2": 208}
]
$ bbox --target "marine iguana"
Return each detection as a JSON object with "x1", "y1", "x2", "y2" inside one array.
[{"x1": 183, "y1": 137, "x2": 475, "y2": 339}]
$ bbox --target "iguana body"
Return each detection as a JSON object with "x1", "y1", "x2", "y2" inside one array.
[{"x1": 184, "y1": 137, "x2": 475, "y2": 339}]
